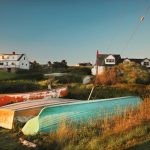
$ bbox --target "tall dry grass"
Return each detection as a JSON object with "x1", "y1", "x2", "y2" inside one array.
[
  {"x1": 49, "y1": 98, "x2": 150, "y2": 150},
  {"x1": 105, "y1": 98, "x2": 150, "y2": 134}
]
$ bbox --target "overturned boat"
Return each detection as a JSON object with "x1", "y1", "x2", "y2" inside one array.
[
  {"x1": 0, "y1": 87, "x2": 68, "y2": 106},
  {"x1": 0, "y1": 98, "x2": 78, "y2": 129},
  {"x1": 22, "y1": 96, "x2": 141, "y2": 135}
]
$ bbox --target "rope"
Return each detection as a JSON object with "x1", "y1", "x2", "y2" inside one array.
[
  {"x1": 115, "y1": 3, "x2": 150, "y2": 64},
  {"x1": 89, "y1": 3, "x2": 150, "y2": 100}
]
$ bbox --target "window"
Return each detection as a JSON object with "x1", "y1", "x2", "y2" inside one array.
[
  {"x1": 7, "y1": 56, "x2": 9, "y2": 59},
  {"x1": 12, "y1": 62, "x2": 15, "y2": 65},
  {"x1": 6, "y1": 62, "x2": 8, "y2": 66},
  {"x1": 144, "y1": 62, "x2": 149, "y2": 66},
  {"x1": 2, "y1": 56, "x2": 4, "y2": 59},
  {"x1": 22, "y1": 63, "x2": 24, "y2": 65},
  {"x1": 106, "y1": 59, "x2": 115, "y2": 63},
  {"x1": 24, "y1": 57, "x2": 25, "y2": 60},
  {"x1": 0, "y1": 63, "x2": 3, "y2": 65}
]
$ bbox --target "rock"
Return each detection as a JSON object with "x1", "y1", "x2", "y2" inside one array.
[
  {"x1": 83, "y1": 76, "x2": 92, "y2": 84},
  {"x1": 19, "y1": 138, "x2": 36, "y2": 148}
]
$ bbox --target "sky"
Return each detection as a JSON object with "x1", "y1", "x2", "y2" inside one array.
[{"x1": 0, "y1": 0, "x2": 150, "y2": 65}]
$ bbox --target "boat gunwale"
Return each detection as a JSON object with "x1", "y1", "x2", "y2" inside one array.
[{"x1": 38, "y1": 96, "x2": 141, "y2": 117}]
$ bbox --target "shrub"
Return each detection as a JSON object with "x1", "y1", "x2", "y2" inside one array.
[
  {"x1": 15, "y1": 72, "x2": 44, "y2": 80},
  {"x1": 118, "y1": 62, "x2": 150, "y2": 84},
  {"x1": 54, "y1": 75, "x2": 83, "y2": 84},
  {"x1": 65, "y1": 84, "x2": 136, "y2": 100},
  {"x1": 0, "y1": 80, "x2": 45, "y2": 93},
  {"x1": 16, "y1": 69, "x2": 45, "y2": 80},
  {"x1": 67, "y1": 66, "x2": 92, "y2": 75}
]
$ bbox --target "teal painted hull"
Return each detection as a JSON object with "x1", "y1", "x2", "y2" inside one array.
[{"x1": 22, "y1": 96, "x2": 141, "y2": 135}]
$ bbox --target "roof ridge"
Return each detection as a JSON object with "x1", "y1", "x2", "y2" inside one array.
[{"x1": 17, "y1": 54, "x2": 24, "y2": 61}]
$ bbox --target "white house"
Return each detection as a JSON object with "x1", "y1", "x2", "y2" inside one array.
[
  {"x1": 92, "y1": 54, "x2": 150, "y2": 75},
  {"x1": 141, "y1": 58, "x2": 150, "y2": 68},
  {"x1": 123, "y1": 58, "x2": 150, "y2": 72},
  {"x1": 91, "y1": 54, "x2": 121, "y2": 75},
  {"x1": 0, "y1": 52, "x2": 30, "y2": 72}
]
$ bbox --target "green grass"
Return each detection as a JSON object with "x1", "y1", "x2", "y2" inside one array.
[
  {"x1": 0, "y1": 122, "x2": 149, "y2": 150},
  {"x1": 0, "y1": 71, "x2": 16, "y2": 80}
]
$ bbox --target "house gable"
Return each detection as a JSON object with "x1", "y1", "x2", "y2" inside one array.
[
  {"x1": 105, "y1": 55, "x2": 115, "y2": 64},
  {"x1": 141, "y1": 58, "x2": 150, "y2": 67},
  {"x1": 18, "y1": 54, "x2": 30, "y2": 70},
  {"x1": 97, "y1": 54, "x2": 121, "y2": 66}
]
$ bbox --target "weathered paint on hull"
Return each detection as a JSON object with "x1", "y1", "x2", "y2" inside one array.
[
  {"x1": 0, "y1": 98, "x2": 79, "y2": 129},
  {"x1": 0, "y1": 109, "x2": 15, "y2": 129},
  {"x1": 0, "y1": 87, "x2": 68, "y2": 106},
  {"x1": 22, "y1": 96, "x2": 141, "y2": 135}
]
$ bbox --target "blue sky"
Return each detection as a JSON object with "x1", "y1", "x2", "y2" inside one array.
[{"x1": 0, "y1": 0, "x2": 150, "y2": 65}]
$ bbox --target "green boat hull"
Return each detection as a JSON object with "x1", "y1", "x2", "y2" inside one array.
[{"x1": 22, "y1": 96, "x2": 141, "y2": 135}]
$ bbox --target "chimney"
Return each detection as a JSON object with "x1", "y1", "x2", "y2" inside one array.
[{"x1": 13, "y1": 51, "x2": 16, "y2": 55}]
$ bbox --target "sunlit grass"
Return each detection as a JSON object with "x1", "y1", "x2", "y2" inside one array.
[{"x1": 48, "y1": 98, "x2": 150, "y2": 150}]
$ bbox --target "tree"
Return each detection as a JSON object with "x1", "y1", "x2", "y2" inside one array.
[
  {"x1": 52, "y1": 60, "x2": 68, "y2": 68},
  {"x1": 48, "y1": 61, "x2": 52, "y2": 66},
  {"x1": 61, "y1": 60, "x2": 67, "y2": 66},
  {"x1": 30, "y1": 60, "x2": 42, "y2": 72}
]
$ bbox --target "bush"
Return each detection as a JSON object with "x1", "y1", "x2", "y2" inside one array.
[
  {"x1": 118, "y1": 62, "x2": 150, "y2": 84},
  {"x1": 15, "y1": 72, "x2": 44, "y2": 80},
  {"x1": 67, "y1": 66, "x2": 92, "y2": 75},
  {"x1": 0, "y1": 70, "x2": 44, "y2": 81},
  {"x1": 65, "y1": 84, "x2": 136, "y2": 100},
  {"x1": 16, "y1": 69, "x2": 45, "y2": 80},
  {"x1": 54, "y1": 75, "x2": 83, "y2": 84},
  {"x1": 0, "y1": 80, "x2": 45, "y2": 93}
]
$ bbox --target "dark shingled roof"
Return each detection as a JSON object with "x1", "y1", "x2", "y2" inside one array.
[
  {"x1": 97, "y1": 54, "x2": 121, "y2": 66},
  {"x1": 121, "y1": 58, "x2": 143, "y2": 64},
  {"x1": 122, "y1": 58, "x2": 150, "y2": 64},
  {"x1": 17, "y1": 54, "x2": 24, "y2": 61}
]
